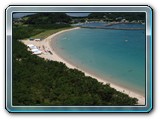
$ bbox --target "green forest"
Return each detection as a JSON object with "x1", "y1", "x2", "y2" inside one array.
[
  {"x1": 12, "y1": 13, "x2": 138, "y2": 106},
  {"x1": 87, "y1": 12, "x2": 145, "y2": 21}
]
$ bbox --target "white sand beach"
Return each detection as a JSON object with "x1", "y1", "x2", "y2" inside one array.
[{"x1": 22, "y1": 27, "x2": 145, "y2": 105}]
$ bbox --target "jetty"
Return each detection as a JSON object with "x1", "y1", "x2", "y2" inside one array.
[
  {"x1": 81, "y1": 26, "x2": 144, "y2": 30},
  {"x1": 80, "y1": 22, "x2": 145, "y2": 30}
]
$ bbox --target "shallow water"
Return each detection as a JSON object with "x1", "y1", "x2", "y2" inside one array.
[{"x1": 51, "y1": 26, "x2": 146, "y2": 96}]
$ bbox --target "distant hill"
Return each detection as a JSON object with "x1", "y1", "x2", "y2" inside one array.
[
  {"x1": 88, "y1": 12, "x2": 145, "y2": 21},
  {"x1": 13, "y1": 13, "x2": 36, "y2": 18},
  {"x1": 22, "y1": 13, "x2": 72, "y2": 24},
  {"x1": 12, "y1": 12, "x2": 138, "y2": 106}
]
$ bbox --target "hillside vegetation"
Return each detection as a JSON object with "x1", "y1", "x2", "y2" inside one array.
[
  {"x1": 12, "y1": 13, "x2": 138, "y2": 106},
  {"x1": 88, "y1": 12, "x2": 145, "y2": 21}
]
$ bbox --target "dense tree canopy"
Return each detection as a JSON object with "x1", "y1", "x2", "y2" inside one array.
[
  {"x1": 24, "y1": 13, "x2": 72, "y2": 24},
  {"x1": 88, "y1": 12, "x2": 145, "y2": 21},
  {"x1": 12, "y1": 13, "x2": 138, "y2": 106}
]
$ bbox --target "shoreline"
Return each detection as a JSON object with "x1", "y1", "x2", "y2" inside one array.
[{"x1": 22, "y1": 27, "x2": 145, "y2": 105}]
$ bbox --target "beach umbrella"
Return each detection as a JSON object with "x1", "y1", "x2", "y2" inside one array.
[
  {"x1": 33, "y1": 51, "x2": 42, "y2": 55},
  {"x1": 27, "y1": 44, "x2": 34, "y2": 47},
  {"x1": 30, "y1": 46, "x2": 37, "y2": 49},
  {"x1": 31, "y1": 48, "x2": 39, "y2": 52}
]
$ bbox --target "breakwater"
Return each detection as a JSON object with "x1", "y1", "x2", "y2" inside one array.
[
  {"x1": 81, "y1": 26, "x2": 145, "y2": 30},
  {"x1": 78, "y1": 22, "x2": 145, "y2": 30}
]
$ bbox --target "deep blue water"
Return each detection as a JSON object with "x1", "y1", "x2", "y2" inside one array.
[
  {"x1": 105, "y1": 23, "x2": 145, "y2": 29},
  {"x1": 51, "y1": 25, "x2": 145, "y2": 95}
]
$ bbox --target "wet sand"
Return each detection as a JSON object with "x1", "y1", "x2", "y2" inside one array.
[{"x1": 22, "y1": 27, "x2": 145, "y2": 105}]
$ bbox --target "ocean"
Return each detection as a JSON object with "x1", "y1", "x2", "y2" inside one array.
[{"x1": 51, "y1": 23, "x2": 146, "y2": 96}]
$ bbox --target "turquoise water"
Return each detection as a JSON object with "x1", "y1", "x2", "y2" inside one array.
[{"x1": 51, "y1": 27, "x2": 145, "y2": 96}]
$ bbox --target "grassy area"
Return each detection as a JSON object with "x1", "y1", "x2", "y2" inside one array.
[
  {"x1": 12, "y1": 13, "x2": 138, "y2": 106},
  {"x1": 13, "y1": 24, "x2": 73, "y2": 40},
  {"x1": 31, "y1": 26, "x2": 74, "y2": 39}
]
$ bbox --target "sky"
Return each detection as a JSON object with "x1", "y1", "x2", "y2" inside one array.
[
  {"x1": 13, "y1": 13, "x2": 36, "y2": 18},
  {"x1": 66, "y1": 13, "x2": 90, "y2": 17},
  {"x1": 13, "y1": 13, "x2": 90, "y2": 18}
]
